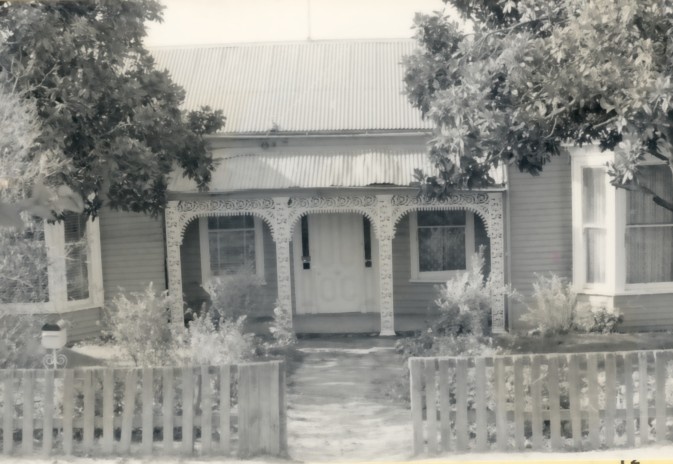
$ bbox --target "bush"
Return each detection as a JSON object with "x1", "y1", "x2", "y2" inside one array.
[
  {"x1": 202, "y1": 266, "x2": 265, "y2": 320},
  {"x1": 185, "y1": 311, "x2": 254, "y2": 366},
  {"x1": 268, "y1": 302, "x2": 296, "y2": 348},
  {"x1": 105, "y1": 283, "x2": 180, "y2": 367},
  {"x1": 432, "y1": 247, "x2": 517, "y2": 336},
  {"x1": 575, "y1": 305, "x2": 623, "y2": 334},
  {"x1": 520, "y1": 273, "x2": 578, "y2": 336}
]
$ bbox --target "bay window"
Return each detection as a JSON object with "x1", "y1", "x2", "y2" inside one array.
[
  {"x1": 0, "y1": 214, "x2": 103, "y2": 313},
  {"x1": 572, "y1": 147, "x2": 673, "y2": 295}
]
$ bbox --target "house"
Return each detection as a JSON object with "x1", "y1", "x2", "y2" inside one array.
[{"x1": 10, "y1": 39, "x2": 672, "y2": 340}]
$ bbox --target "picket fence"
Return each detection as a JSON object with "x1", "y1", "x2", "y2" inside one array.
[
  {"x1": 0, "y1": 360, "x2": 287, "y2": 457},
  {"x1": 410, "y1": 349, "x2": 673, "y2": 455}
]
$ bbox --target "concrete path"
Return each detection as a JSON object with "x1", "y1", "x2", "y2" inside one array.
[{"x1": 286, "y1": 337, "x2": 413, "y2": 462}]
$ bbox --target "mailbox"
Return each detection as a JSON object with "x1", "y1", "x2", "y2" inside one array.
[{"x1": 41, "y1": 321, "x2": 67, "y2": 350}]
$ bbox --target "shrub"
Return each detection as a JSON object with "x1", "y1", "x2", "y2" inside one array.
[
  {"x1": 576, "y1": 305, "x2": 623, "y2": 334},
  {"x1": 185, "y1": 310, "x2": 254, "y2": 366},
  {"x1": 520, "y1": 273, "x2": 578, "y2": 336},
  {"x1": 105, "y1": 283, "x2": 180, "y2": 367},
  {"x1": 268, "y1": 302, "x2": 296, "y2": 348},
  {"x1": 432, "y1": 247, "x2": 517, "y2": 336},
  {"x1": 202, "y1": 266, "x2": 265, "y2": 320}
]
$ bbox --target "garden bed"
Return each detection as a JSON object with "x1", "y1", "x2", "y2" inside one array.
[{"x1": 498, "y1": 332, "x2": 673, "y2": 355}]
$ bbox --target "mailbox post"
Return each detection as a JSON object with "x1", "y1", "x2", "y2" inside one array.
[{"x1": 41, "y1": 321, "x2": 68, "y2": 368}]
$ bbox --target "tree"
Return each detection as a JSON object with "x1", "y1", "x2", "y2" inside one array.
[
  {"x1": 0, "y1": 0, "x2": 224, "y2": 217},
  {"x1": 404, "y1": 0, "x2": 673, "y2": 211}
]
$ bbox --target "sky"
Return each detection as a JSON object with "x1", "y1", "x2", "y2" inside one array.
[{"x1": 144, "y1": 0, "x2": 452, "y2": 46}]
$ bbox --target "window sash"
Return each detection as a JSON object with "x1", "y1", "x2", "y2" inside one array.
[{"x1": 582, "y1": 167, "x2": 607, "y2": 285}]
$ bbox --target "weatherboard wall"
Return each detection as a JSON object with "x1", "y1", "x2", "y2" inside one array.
[{"x1": 506, "y1": 153, "x2": 574, "y2": 331}]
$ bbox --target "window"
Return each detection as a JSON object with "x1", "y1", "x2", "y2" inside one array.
[
  {"x1": 64, "y1": 212, "x2": 90, "y2": 301},
  {"x1": 409, "y1": 210, "x2": 475, "y2": 281},
  {"x1": 571, "y1": 147, "x2": 673, "y2": 295},
  {"x1": 0, "y1": 214, "x2": 102, "y2": 313},
  {"x1": 199, "y1": 215, "x2": 265, "y2": 282},
  {"x1": 626, "y1": 165, "x2": 673, "y2": 284},
  {"x1": 582, "y1": 168, "x2": 607, "y2": 284}
]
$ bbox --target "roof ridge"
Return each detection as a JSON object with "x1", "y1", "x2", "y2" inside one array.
[{"x1": 146, "y1": 37, "x2": 417, "y2": 50}]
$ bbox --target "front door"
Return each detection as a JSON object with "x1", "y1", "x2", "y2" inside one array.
[{"x1": 293, "y1": 213, "x2": 378, "y2": 314}]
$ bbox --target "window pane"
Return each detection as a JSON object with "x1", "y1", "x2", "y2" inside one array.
[
  {"x1": 626, "y1": 227, "x2": 673, "y2": 283},
  {"x1": 627, "y1": 165, "x2": 673, "y2": 225},
  {"x1": 208, "y1": 215, "x2": 254, "y2": 229},
  {"x1": 626, "y1": 165, "x2": 673, "y2": 284},
  {"x1": 0, "y1": 219, "x2": 49, "y2": 303},
  {"x1": 64, "y1": 213, "x2": 89, "y2": 301},
  {"x1": 417, "y1": 210, "x2": 466, "y2": 227},
  {"x1": 418, "y1": 227, "x2": 466, "y2": 271},
  {"x1": 209, "y1": 229, "x2": 256, "y2": 275},
  {"x1": 583, "y1": 168, "x2": 606, "y2": 225},
  {"x1": 585, "y1": 228, "x2": 606, "y2": 284}
]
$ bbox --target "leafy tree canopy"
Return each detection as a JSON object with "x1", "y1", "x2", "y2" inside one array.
[
  {"x1": 405, "y1": 0, "x2": 673, "y2": 211},
  {"x1": 0, "y1": 0, "x2": 225, "y2": 217}
]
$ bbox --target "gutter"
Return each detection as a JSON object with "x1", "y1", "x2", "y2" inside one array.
[{"x1": 205, "y1": 131, "x2": 434, "y2": 140}]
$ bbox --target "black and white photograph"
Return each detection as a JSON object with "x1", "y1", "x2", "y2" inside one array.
[{"x1": 1, "y1": 0, "x2": 673, "y2": 462}]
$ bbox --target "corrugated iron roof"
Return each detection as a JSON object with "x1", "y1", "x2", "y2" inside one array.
[
  {"x1": 168, "y1": 147, "x2": 506, "y2": 193},
  {"x1": 150, "y1": 39, "x2": 432, "y2": 135}
]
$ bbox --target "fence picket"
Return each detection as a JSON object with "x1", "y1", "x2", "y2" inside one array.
[
  {"x1": 586, "y1": 353, "x2": 600, "y2": 449},
  {"x1": 141, "y1": 367, "x2": 154, "y2": 454},
  {"x1": 2, "y1": 372, "x2": 13, "y2": 454},
  {"x1": 604, "y1": 353, "x2": 617, "y2": 448},
  {"x1": 410, "y1": 358, "x2": 424, "y2": 455},
  {"x1": 219, "y1": 365, "x2": 231, "y2": 454},
  {"x1": 623, "y1": 353, "x2": 636, "y2": 446},
  {"x1": 278, "y1": 362, "x2": 288, "y2": 456},
  {"x1": 268, "y1": 362, "x2": 281, "y2": 456},
  {"x1": 162, "y1": 368, "x2": 174, "y2": 453},
  {"x1": 548, "y1": 356, "x2": 562, "y2": 450},
  {"x1": 43, "y1": 369, "x2": 54, "y2": 456},
  {"x1": 238, "y1": 364, "x2": 250, "y2": 458},
  {"x1": 182, "y1": 367, "x2": 194, "y2": 454},
  {"x1": 424, "y1": 359, "x2": 438, "y2": 454},
  {"x1": 474, "y1": 357, "x2": 487, "y2": 452},
  {"x1": 567, "y1": 354, "x2": 581, "y2": 449},
  {"x1": 119, "y1": 369, "x2": 137, "y2": 453},
  {"x1": 638, "y1": 352, "x2": 649, "y2": 445},
  {"x1": 530, "y1": 356, "x2": 542, "y2": 450},
  {"x1": 437, "y1": 359, "x2": 452, "y2": 452},
  {"x1": 62, "y1": 369, "x2": 74, "y2": 455},
  {"x1": 455, "y1": 358, "x2": 468, "y2": 451},
  {"x1": 102, "y1": 369, "x2": 114, "y2": 454},
  {"x1": 513, "y1": 357, "x2": 525, "y2": 451},
  {"x1": 656, "y1": 352, "x2": 667, "y2": 442},
  {"x1": 21, "y1": 370, "x2": 34, "y2": 454},
  {"x1": 82, "y1": 370, "x2": 94, "y2": 452},
  {"x1": 495, "y1": 357, "x2": 507, "y2": 451},
  {"x1": 201, "y1": 366, "x2": 213, "y2": 453}
]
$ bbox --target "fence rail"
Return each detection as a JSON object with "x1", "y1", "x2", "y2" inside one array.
[
  {"x1": 0, "y1": 360, "x2": 287, "y2": 458},
  {"x1": 410, "y1": 349, "x2": 673, "y2": 455}
]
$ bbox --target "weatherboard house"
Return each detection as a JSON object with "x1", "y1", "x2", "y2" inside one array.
[{"x1": 20, "y1": 39, "x2": 673, "y2": 340}]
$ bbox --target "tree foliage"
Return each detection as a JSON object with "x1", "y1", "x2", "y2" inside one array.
[
  {"x1": 0, "y1": 0, "x2": 224, "y2": 217},
  {"x1": 405, "y1": 0, "x2": 673, "y2": 211}
]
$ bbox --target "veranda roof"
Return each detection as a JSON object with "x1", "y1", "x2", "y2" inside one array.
[
  {"x1": 168, "y1": 147, "x2": 507, "y2": 193},
  {"x1": 149, "y1": 39, "x2": 433, "y2": 135}
]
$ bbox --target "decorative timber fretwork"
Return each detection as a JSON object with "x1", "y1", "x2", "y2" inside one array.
[{"x1": 164, "y1": 191, "x2": 506, "y2": 335}]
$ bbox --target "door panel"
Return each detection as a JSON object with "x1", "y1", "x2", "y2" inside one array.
[{"x1": 293, "y1": 214, "x2": 378, "y2": 314}]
